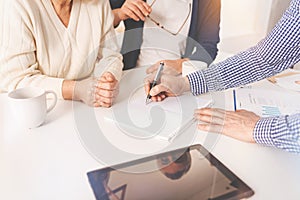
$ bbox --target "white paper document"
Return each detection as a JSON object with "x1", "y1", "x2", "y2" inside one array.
[
  {"x1": 105, "y1": 87, "x2": 212, "y2": 141},
  {"x1": 102, "y1": 67, "x2": 212, "y2": 141},
  {"x1": 235, "y1": 88, "x2": 300, "y2": 117}
]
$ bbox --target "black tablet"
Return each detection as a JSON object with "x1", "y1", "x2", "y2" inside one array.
[{"x1": 87, "y1": 144, "x2": 254, "y2": 200}]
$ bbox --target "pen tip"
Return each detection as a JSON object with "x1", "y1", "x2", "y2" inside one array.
[{"x1": 145, "y1": 98, "x2": 151, "y2": 105}]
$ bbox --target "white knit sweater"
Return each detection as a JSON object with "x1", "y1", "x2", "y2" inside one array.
[{"x1": 0, "y1": 0, "x2": 123, "y2": 99}]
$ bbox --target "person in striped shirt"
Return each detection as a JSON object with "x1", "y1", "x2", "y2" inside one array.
[{"x1": 144, "y1": 0, "x2": 300, "y2": 153}]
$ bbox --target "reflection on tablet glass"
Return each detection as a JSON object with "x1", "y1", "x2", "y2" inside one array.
[{"x1": 87, "y1": 145, "x2": 254, "y2": 200}]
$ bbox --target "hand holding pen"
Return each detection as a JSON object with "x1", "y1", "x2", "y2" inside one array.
[
  {"x1": 144, "y1": 63, "x2": 191, "y2": 103},
  {"x1": 145, "y1": 62, "x2": 164, "y2": 104}
]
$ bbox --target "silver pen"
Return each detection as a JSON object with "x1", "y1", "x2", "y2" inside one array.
[{"x1": 145, "y1": 62, "x2": 164, "y2": 104}]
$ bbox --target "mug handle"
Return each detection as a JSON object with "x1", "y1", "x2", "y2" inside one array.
[{"x1": 45, "y1": 91, "x2": 57, "y2": 113}]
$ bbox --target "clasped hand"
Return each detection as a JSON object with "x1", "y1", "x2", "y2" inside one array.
[{"x1": 74, "y1": 72, "x2": 119, "y2": 107}]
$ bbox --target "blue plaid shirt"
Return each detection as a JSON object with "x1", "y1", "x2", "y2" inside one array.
[{"x1": 187, "y1": 0, "x2": 300, "y2": 153}]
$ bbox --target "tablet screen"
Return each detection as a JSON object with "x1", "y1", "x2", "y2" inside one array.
[{"x1": 87, "y1": 145, "x2": 254, "y2": 200}]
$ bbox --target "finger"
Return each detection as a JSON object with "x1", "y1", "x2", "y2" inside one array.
[
  {"x1": 197, "y1": 123, "x2": 224, "y2": 134},
  {"x1": 160, "y1": 93, "x2": 166, "y2": 99},
  {"x1": 150, "y1": 93, "x2": 166, "y2": 102},
  {"x1": 194, "y1": 108, "x2": 226, "y2": 119},
  {"x1": 135, "y1": 0, "x2": 152, "y2": 14},
  {"x1": 99, "y1": 101, "x2": 112, "y2": 108},
  {"x1": 295, "y1": 80, "x2": 300, "y2": 84},
  {"x1": 123, "y1": 8, "x2": 140, "y2": 21},
  {"x1": 156, "y1": 95, "x2": 162, "y2": 102},
  {"x1": 96, "y1": 89, "x2": 115, "y2": 98},
  {"x1": 194, "y1": 112, "x2": 225, "y2": 125},
  {"x1": 131, "y1": 4, "x2": 147, "y2": 20},
  {"x1": 102, "y1": 72, "x2": 116, "y2": 82},
  {"x1": 96, "y1": 95, "x2": 114, "y2": 105},
  {"x1": 97, "y1": 81, "x2": 117, "y2": 90},
  {"x1": 144, "y1": 81, "x2": 151, "y2": 95},
  {"x1": 126, "y1": 4, "x2": 145, "y2": 21},
  {"x1": 132, "y1": 1, "x2": 151, "y2": 18},
  {"x1": 93, "y1": 102, "x2": 101, "y2": 107},
  {"x1": 144, "y1": 74, "x2": 155, "y2": 94},
  {"x1": 98, "y1": 76, "x2": 114, "y2": 83}
]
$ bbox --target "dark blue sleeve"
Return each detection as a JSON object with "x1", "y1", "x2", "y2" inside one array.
[
  {"x1": 185, "y1": 0, "x2": 221, "y2": 64},
  {"x1": 109, "y1": 0, "x2": 125, "y2": 9},
  {"x1": 109, "y1": 0, "x2": 145, "y2": 70}
]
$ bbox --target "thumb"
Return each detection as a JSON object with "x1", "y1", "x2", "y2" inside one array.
[
  {"x1": 103, "y1": 72, "x2": 115, "y2": 82},
  {"x1": 295, "y1": 80, "x2": 300, "y2": 85}
]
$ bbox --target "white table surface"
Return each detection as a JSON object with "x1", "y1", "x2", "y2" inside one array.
[{"x1": 1, "y1": 70, "x2": 300, "y2": 200}]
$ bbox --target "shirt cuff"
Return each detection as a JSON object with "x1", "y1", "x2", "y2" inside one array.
[
  {"x1": 253, "y1": 117, "x2": 278, "y2": 147},
  {"x1": 105, "y1": 62, "x2": 123, "y2": 82},
  {"x1": 187, "y1": 70, "x2": 208, "y2": 95}
]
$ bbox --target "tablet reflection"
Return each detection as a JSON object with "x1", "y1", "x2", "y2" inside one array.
[{"x1": 156, "y1": 149, "x2": 191, "y2": 180}]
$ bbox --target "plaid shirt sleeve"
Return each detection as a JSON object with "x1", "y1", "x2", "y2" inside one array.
[
  {"x1": 187, "y1": 0, "x2": 300, "y2": 94},
  {"x1": 187, "y1": 0, "x2": 300, "y2": 153},
  {"x1": 254, "y1": 114, "x2": 300, "y2": 153}
]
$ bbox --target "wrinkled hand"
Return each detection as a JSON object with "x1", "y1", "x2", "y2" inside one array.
[
  {"x1": 194, "y1": 108, "x2": 260, "y2": 143},
  {"x1": 95, "y1": 72, "x2": 119, "y2": 108},
  {"x1": 73, "y1": 76, "x2": 98, "y2": 107},
  {"x1": 74, "y1": 72, "x2": 118, "y2": 107},
  {"x1": 118, "y1": 0, "x2": 151, "y2": 22},
  {"x1": 144, "y1": 74, "x2": 190, "y2": 102},
  {"x1": 146, "y1": 59, "x2": 187, "y2": 75}
]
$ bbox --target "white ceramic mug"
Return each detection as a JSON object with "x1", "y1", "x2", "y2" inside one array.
[
  {"x1": 8, "y1": 87, "x2": 57, "y2": 129},
  {"x1": 182, "y1": 60, "x2": 208, "y2": 76}
]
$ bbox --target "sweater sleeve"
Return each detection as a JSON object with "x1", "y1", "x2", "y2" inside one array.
[
  {"x1": 0, "y1": 0, "x2": 64, "y2": 99},
  {"x1": 93, "y1": 0, "x2": 123, "y2": 81}
]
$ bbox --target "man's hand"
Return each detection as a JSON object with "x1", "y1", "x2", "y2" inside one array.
[
  {"x1": 194, "y1": 108, "x2": 261, "y2": 143},
  {"x1": 95, "y1": 72, "x2": 119, "y2": 108},
  {"x1": 146, "y1": 59, "x2": 188, "y2": 75},
  {"x1": 144, "y1": 74, "x2": 190, "y2": 102}
]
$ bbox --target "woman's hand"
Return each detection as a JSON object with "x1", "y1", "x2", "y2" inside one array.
[
  {"x1": 95, "y1": 72, "x2": 119, "y2": 108},
  {"x1": 72, "y1": 72, "x2": 118, "y2": 107},
  {"x1": 113, "y1": 0, "x2": 151, "y2": 26},
  {"x1": 194, "y1": 108, "x2": 261, "y2": 143}
]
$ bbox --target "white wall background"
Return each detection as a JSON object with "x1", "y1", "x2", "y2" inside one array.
[
  {"x1": 0, "y1": 0, "x2": 292, "y2": 56},
  {"x1": 220, "y1": 0, "x2": 272, "y2": 39},
  {"x1": 218, "y1": 0, "x2": 291, "y2": 55}
]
